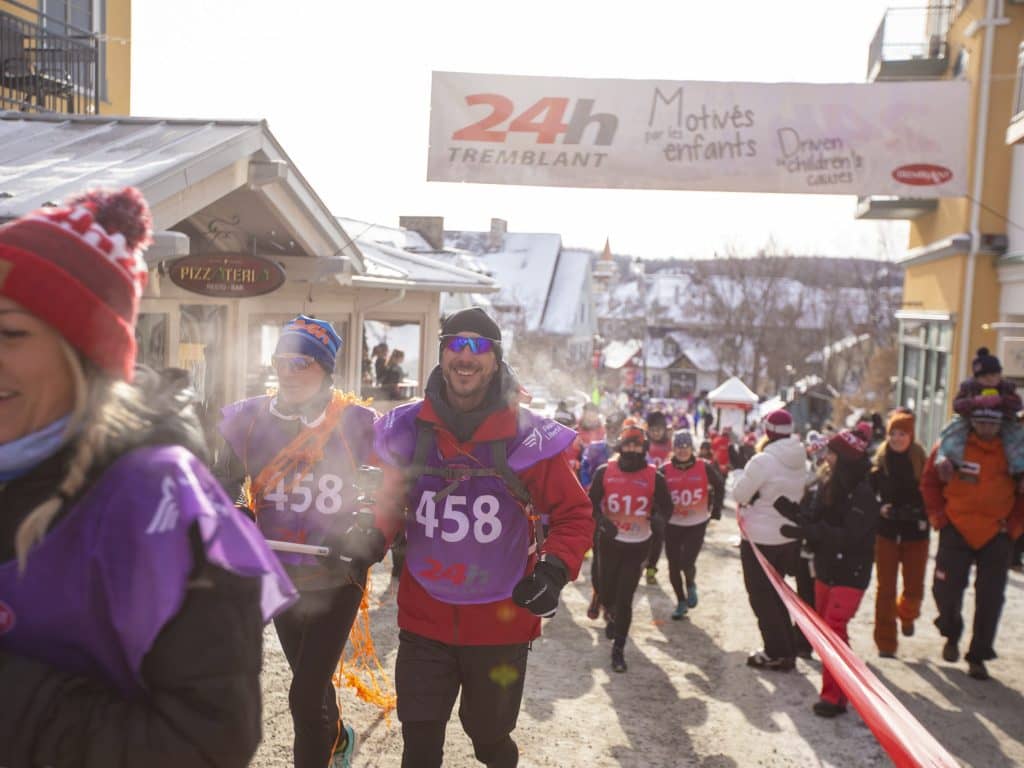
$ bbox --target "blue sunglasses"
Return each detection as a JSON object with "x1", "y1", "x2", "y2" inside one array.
[{"x1": 442, "y1": 335, "x2": 498, "y2": 355}]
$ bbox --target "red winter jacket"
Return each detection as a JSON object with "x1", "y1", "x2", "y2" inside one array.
[{"x1": 379, "y1": 398, "x2": 594, "y2": 645}]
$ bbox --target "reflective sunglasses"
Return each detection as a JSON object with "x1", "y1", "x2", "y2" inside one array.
[
  {"x1": 272, "y1": 355, "x2": 317, "y2": 374},
  {"x1": 442, "y1": 335, "x2": 498, "y2": 355}
]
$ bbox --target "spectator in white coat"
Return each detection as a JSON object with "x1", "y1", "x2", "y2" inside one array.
[{"x1": 732, "y1": 410, "x2": 807, "y2": 670}]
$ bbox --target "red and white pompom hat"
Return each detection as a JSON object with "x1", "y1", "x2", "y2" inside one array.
[{"x1": 0, "y1": 187, "x2": 152, "y2": 380}]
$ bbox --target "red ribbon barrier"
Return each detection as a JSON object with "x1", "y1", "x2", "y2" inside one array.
[{"x1": 743, "y1": 529, "x2": 959, "y2": 768}]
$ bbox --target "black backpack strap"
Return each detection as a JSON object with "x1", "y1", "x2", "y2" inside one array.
[{"x1": 490, "y1": 439, "x2": 533, "y2": 507}]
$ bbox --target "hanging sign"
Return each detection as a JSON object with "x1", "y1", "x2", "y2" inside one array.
[
  {"x1": 427, "y1": 72, "x2": 969, "y2": 197},
  {"x1": 167, "y1": 254, "x2": 286, "y2": 298}
]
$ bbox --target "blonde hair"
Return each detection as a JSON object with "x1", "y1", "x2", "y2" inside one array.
[{"x1": 13, "y1": 342, "x2": 148, "y2": 570}]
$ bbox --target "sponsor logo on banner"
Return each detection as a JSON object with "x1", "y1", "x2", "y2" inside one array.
[
  {"x1": 892, "y1": 163, "x2": 954, "y2": 186},
  {"x1": 0, "y1": 600, "x2": 15, "y2": 635}
]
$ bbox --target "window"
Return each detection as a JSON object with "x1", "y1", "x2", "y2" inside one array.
[
  {"x1": 896, "y1": 318, "x2": 952, "y2": 449},
  {"x1": 41, "y1": 0, "x2": 105, "y2": 101}
]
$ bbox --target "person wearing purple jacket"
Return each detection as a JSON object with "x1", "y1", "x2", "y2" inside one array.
[{"x1": 0, "y1": 189, "x2": 296, "y2": 768}]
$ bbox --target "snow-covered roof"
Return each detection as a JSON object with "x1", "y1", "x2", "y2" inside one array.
[
  {"x1": 646, "y1": 331, "x2": 720, "y2": 372},
  {"x1": 444, "y1": 229, "x2": 565, "y2": 333},
  {"x1": 352, "y1": 238, "x2": 497, "y2": 293},
  {"x1": 337, "y1": 217, "x2": 433, "y2": 252},
  {"x1": 603, "y1": 339, "x2": 642, "y2": 370},
  {"x1": 541, "y1": 248, "x2": 591, "y2": 335},
  {"x1": 708, "y1": 376, "x2": 759, "y2": 405},
  {"x1": 804, "y1": 333, "x2": 872, "y2": 364},
  {"x1": 0, "y1": 112, "x2": 365, "y2": 270}
]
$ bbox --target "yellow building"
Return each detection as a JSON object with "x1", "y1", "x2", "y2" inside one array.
[
  {"x1": 1, "y1": 0, "x2": 130, "y2": 115},
  {"x1": 860, "y1": 1, "x2": 1024, "y2": 446}
]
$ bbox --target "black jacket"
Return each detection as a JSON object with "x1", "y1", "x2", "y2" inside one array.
[
  {"x1": 871, "y1": 444, "x2": 929, "y2": 542},
  {"x1": 0, "y1": 368, "x2": 266, "y2": 768},
  {"x1": 803, "y1": 472, "x2": 881, "y2": 590}
]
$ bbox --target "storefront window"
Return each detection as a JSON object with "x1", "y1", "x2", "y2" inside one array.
[
  {"x1": 363, "y1": 319, "x2": 422, "y2": 400},
  {"x1": 135, "y1": 313, "x2": 167, "y2": 370},
  {"x1": 179, "y1": 304, "x2": 227, "y2": 445},
  {"x1": 896, "y1": 319, "x2": 952, "y2": 449}
]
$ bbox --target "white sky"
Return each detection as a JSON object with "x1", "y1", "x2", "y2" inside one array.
[{"x1": 130, "y1": 0, "x2": 911, "y2": 261}]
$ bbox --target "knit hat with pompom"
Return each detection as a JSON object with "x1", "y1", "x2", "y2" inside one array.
[{"x1": 0, "y1": 187, "x2": 152, "y2": 380}]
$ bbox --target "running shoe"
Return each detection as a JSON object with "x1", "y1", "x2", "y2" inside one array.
[
  {"x1": 686, "y1": 583, "x2": 699, "y2": 609},
  {"x1": 587, "y1": 591, "x2": 601, "y2": 620},
  {"x1": 331, "y1": 724, "x2": 356, "y2": 768},
  {"x1": 746, "y1": 651, "x2": 795, "y2": 671},
  {"x1": 967, "y1": 661, "x2": 990, "y2": 680},
  {"x1": 901, "y1": 620, "x2": 915, "y2": 637},
  {"x1": 671, "y1": 600, "x2": 688, "y2": 620},
  {"x1": 611, "y1": 645, "x2": 627, "y2": 673},
  {"x1": 645, "y1": 567, "x2": 657, "y2": 585},
  {"x1": 812, "y1": 700, "x2": 847, "y2": 718},
  {"x1": 942, "y1": 640, "x2": 959, "y2": 663}
]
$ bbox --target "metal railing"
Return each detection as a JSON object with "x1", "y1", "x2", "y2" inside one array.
[
  {"x1": 0, "y1": 3, "x2": 99, "y2": 114},
  {"x1": 867, "y1": 4, "x2": 954, "y2": 80}
]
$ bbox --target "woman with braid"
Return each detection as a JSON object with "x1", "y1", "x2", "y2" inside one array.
[{"x1": 0, "y1": 188, "x2": 295, "y2": 767}]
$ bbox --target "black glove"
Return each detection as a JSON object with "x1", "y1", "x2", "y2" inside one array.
[
  {"x1": 512, "y1": 557, "x2": 568, "y2": 618},
  {"x1": 597, "y1": 515, "x2": 619, "y2": 539},
  {"x1": 780, "y1": 523, "x2": 806, "y2": 540},
  {"x1": 650, "y1": 514, "x2": 667, "y2": 538},
  {"x1": 773, "y1": 496, "x2": 805, "y2": 524},
  {"x1": 324, "y1": 524, "x2": 387, "y2": 573}
]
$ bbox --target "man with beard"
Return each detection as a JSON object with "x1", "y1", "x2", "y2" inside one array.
[{"x1": 374, "y1": 307, "x2": 593, "y2": 768}]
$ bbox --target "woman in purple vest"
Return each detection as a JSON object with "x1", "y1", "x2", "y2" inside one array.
[
  {"x1": 218, "y1": 315, "x2": 384, "y2": 768},
  {"x1": 0, "y1": 188, "x2": 296, "y2": 767}
]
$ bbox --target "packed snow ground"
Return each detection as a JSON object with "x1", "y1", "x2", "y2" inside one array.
[{"x1": 252, "y1": 505, "x2": 1024, "y2": 768}]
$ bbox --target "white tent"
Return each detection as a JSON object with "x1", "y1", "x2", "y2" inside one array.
[
  {"x1": 707, "y1": 376, "x2": 759, "y2": 434},
  {"x1": 707, "y1": 377, "x2": 759, "y2": 408}
]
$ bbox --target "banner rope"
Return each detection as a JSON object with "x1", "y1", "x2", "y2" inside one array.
[{"x1": 741, "y1": 520, "x2": 959, "y2": 768}]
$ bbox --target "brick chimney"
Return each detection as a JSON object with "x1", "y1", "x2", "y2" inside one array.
[
  {"x1": 488, "y1": 218, "x2": 507, "y2": 250},
  {"x1": 399, "y1": 216, "x2": 444, "y2": 250}
]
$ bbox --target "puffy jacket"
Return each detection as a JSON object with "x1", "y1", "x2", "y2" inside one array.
[
  {"x1": 804, "y1": 475, "x2": 880, "y2": 589},
  {"x1": 920, "y1": 438, "x2": 1024, "y2": 549},
  {"x1": 732, "y1": 436, "x2": 807, "y2": 545},
  {"x1": 0, "y1": 368, "x2": 269, "y2": 768},
  {"x1": 379, "y1": 396, "x2": 594, "y2": 646}
]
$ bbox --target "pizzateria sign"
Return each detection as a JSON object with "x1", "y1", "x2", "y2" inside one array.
[{"x1": 168, "y1": 254, "x2": 286, "y2": 298}]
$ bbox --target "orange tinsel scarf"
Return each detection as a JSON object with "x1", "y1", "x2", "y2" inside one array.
[{"x1": 242, "y1": 390, "x2": 396, "y2": 716}]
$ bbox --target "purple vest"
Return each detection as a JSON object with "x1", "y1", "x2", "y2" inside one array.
[
  {"x1": 0, "y1": 446, "x2": 296, "y2": 697},
  {"x1": 375, "y1": 401, "x2": 575, "y2": 605},
  {"x1": 219, "y1": 396, "x2": 375, "y2": 567}
]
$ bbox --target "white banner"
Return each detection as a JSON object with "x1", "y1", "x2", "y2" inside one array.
[{"x1": 428, "y1": 72, "x2": 969, "y2": 197}]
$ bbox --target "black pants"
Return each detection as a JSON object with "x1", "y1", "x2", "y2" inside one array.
[
  {"x1": 1011, "y1": 535, "x2": 1023, "y2": 567},
  {"x1": 932, "y1": 526, "x2": 1012, "y2": 663},
  {"x1": 665, "y1": 521, "x2": 708, "y2": 603},
  {"x1": 793, "y1": 548, "x2": 816, "y2": 653},
  {"x1": 598, "y1": 536, "x2": 649, "y2": 647},
  {"x1": 391, "y1": 530, "x2": 408, "y2": 579},
  {"x1": 740, "y1": 540, "x2": 799, "y2": 659},
  {"x1": 273, "y1": 582, "x2": 364, "y2": 768},
  {"x1": 645, "y1": 525, "x2": 664, "y2": 571},
  {"x1": 396, "y1": 630, "x2": 528, "y2": 768}
]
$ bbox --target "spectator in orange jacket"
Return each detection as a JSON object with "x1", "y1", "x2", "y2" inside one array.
[{"x1": 920, "y1": 401, "x2": 1024, "y2": 681}]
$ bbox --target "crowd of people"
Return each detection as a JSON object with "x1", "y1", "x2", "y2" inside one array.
[{"x1": 1, "y1": 186, "x2": 1022, "y2": 766}]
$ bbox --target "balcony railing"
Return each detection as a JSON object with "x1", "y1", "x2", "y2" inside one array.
[
  {"x1": 0, "y1": 5, "x2": 99, "y2": 114},
  {"x1": 867, "y1": 5, "x2": 953, "y2": 81}
]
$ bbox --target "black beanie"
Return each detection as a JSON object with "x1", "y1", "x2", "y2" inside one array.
[
  {"x1": 439, "y1": 306, "x2": 502, "y2": 362},
  {"x1": 972, "y1": 347, "x2": 1001, "y2": 376}
]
